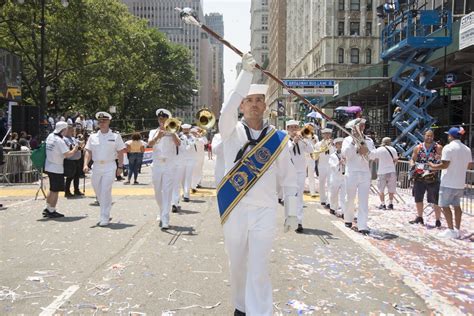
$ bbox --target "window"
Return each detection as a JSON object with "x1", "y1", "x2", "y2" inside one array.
[
  {"x1": 261, "y1": 0, "x2": 268, "y2": 5},
  {"x1": 350, "y1": 22, "x2": 360, "y2": 35},
  {"x1": 261, "y1": 53, "x2": 268, "y2": 63},
  {"x1": 350, "y1": 0, "x2": 360, "y2": 11},
  {"x1": 338, "y1": 21, "x2": 345, "y2": 35},
  {"x1": 261, "y1": 34, "x2": 268, "y2": 45},
  {"x1": 367, "y1": 0, "x2": 373, "y2": 10},
  {"x1": 350, "y1": 48, "x2": 359, "y2": 64},
  {"x1": 338, "y1": 48, "x2": 344, "y2": 63},
  {"x1": 366, "y1": 22, "x2": 372, "y2": 36},
  {"x1": 453, "y1": 0, "x2": 464, "y2": 14},
  {"x1": 338, "y1": 0, "x2": 345, "y2": 11},
  {"x1": 262, "y1": 15, "x2": 268, "y2": 25},
  {"x1": 366, "y1": 48, "x2": 372, "y2": 64}
]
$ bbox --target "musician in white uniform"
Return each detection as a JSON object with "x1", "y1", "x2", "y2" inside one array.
[
  {"x1": 341, "y1": 118, "x2": 376, "y2": 234},
  {"x1": 147, "y1": 109, "x2": 181, "y2": 230},
  {"x1": 219, "y1": 53, "x2": 298, "y2": 315},
  {"x1": 328, "y1": 138, "x2": 346, "y2": 216},
  {"x1": 171, "y1": 135, "x2": 185, "y2": 213},
  {"x1": 314, "y1": 128, "x2": 333, "y2": 208},
  {"x1": 286, "y1": 120, "x2": 314, "y2": 233},
  {"x1": 304, "y1": 123, "x2": 319, "y2": 197},
  {"x1": 83, "y1": 112, "x2": 126, "y2": 226},
  {"x1": 191, "y1": 128, "x2": 208, "y2": 191},
  {"x1": 180, "y1": 124, "x2": 197, "y2": 202},
  {"x1": 211, "y1": 133, "x2": 225, "y2": 186}
]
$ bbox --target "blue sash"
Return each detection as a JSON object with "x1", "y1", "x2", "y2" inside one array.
[{"x1": 217, "y1": 129, "x2": 289, "y2": 225}]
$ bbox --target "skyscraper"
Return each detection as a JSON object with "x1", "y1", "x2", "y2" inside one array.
[
  {"x1": 250, "y1": 0, "x2": 269, "y2": 84},
  {"x1": 204, "y1": 13, "x2": 224, "y2": 116}
]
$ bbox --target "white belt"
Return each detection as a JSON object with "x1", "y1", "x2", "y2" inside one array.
[{"x1": 96, "y1": 160, "x2": 114, "y2": 164}]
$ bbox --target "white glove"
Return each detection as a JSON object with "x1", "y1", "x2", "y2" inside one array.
[
  {"x1": 242, "y1": 52, "x2": 257, "y2": 72},
  {"x1": 284, "y1": 216, "x2": 298, "y2": 233}
]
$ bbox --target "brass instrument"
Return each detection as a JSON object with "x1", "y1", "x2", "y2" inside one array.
[
  {"x1": 301, "y1": 125, "x2": 314, "y2": 138},
  {"x1": 164, "y1": 118, "x2": 182, "y2": 133},
  {"x1": 310, "y1": 139, "x2": 331, "y2": 160},
  {"x1": 196, "y1": 108, "x2": 216, "y2": 130}
]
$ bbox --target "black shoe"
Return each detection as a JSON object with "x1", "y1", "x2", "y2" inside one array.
[
  {"x1": 234, "y1": 309, "x2": 246, "y2": 316},
  {"x1": 409, "y1": 217, "x2": 424, "y2": 225},
  {"x1": 387, "y1": 204, "x2": 394, "y2": 210},
  {"x1": 183, "y1": 197, "x2": 190, "y2": 202},
  {"x1": 378, "y1": 204, "x2": 386, "y2": 210},
  {"x1": 324, "y1": 203, "x2": 330, "y2": 209},
  {"x1": 196, "y1": 184, "x2": 202, "y2": 188},
  {"x1": 435, "y1": 219, "x2": 441, "y2": 228},
  {"x1": 295, "y1": 224, "x2": 304, "y2": 233},
  {"x1": 278, "y1": 198, "x2": 284, "y2": 206},
  {"x1": 321, "y1": 202, "x2": 326, "y2": 206},
  {"x1": 359, "y1": 229, "x2": 370, "y2": 235},
  {"x1": 191, "y1": 189, "x2": 197, "y2": 193},
  {"x1": 172, "y1": 205, "x2": 178, "y2": 213},
  {"x1": 43, "y1": 209, "x2": 64, "y2": 218},
  {"x1": 74, "y1": 191, "x2": 84, "y2": 196},
  {"x1": 345, "y1": 222, "x2": 352, "y2": 228},
  {"x1": 329, "y1": 209, "x2": 336, "y2": 215},
  {"x1": 158, "y1": 220, "x2": 162, "y2": 227},
  {"x1": 64, "y1": 191, "x2": 74, "y2": 198}
]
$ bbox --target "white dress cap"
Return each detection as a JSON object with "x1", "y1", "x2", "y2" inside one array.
[
  {"x1": 95, "y1": 111, "x2": 112, "y2": 120},
  {"x1": 285, "y1": 120, "x2": 300, "y2": 128},
  {"x1": 155, "y1": 108, "x2": 172, "y2": 118},
  {"x1": 247, "y1": 84, "x2": 269, "y2": 97}
]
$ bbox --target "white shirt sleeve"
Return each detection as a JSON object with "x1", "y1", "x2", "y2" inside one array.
[
  {"x1": 115, "y1": 134, "x2": 126, "y2": 151},
  {"x1": 441, "y1": 145, "x2": 452, "y2": 162},
  {"x1": 58, "y1": 138, "x2": 69, "y2": 155},
  {"x1": 148, "y1": 130, "x2": 156, "y2": 143},
  {"x1": 341, "y1": 137, "x2": 356, "y2": 160}
]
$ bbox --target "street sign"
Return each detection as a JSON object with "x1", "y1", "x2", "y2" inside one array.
[
  {"x1": 277, "y1": 100, "x2": 285, "y2": 116},
  {"x1": 334, "y1": 83, "x2": 339, "y2": 97},
  {"x1": 282, "y1": 79, "x2": 335, "y2": 96}
]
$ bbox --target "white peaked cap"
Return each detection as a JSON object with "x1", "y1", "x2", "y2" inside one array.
[
  {"x1": 333, "y1": 137, "x2": 344, "y2": 144},
  {"x1": 155, "y1": 108, "x2": 172, "y2": 118},
  {"x1": 95, "y1": 111, "x2": 112, "y2": 120},
  {"x1": 181, "y1": 124, "x2": 192, "y2": 129},
  {"x1": 321, "y1": 128, "x2": 333, "y2": 134},
  {"x1": 247, "y1": 84, "x2": 268, "y2": 97},
  {"x1": 286, "y1": 120, "x2": 300, "y2": 127}
]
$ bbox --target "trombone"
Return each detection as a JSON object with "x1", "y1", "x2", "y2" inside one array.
[
  {"x1": 196, "y1": 108, "x2": 216, "y2": 130},
  {"x1": 310, "y1": 139, "x2": 331, "y2": 160}
]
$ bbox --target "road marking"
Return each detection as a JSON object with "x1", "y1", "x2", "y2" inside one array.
[
  {"x1": 331, "y1": 221, "x2": 464, "y2": 316},
  {"x1": 39, "y1": 285, "x2": 80, "y2": 316}
]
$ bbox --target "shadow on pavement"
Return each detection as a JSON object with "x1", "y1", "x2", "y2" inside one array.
[
  {"x1": 90, "y1": 222, "x2": 136, "y2": 230},
  {"x1": 178, "y1": 209, "x2": 200, "y2": 215},
  {"x1": 168, "y1": 225, "x2": 197, "y2": 235},
  {"x1": 187, "y1": 200, "x2": 206, "y2": 204},
  {"x1": 300, "y1": 228, "x2": 334, "y2": 236},
  {"x1": 37, "y1": 216, "x2": 88, "y2": 223}
]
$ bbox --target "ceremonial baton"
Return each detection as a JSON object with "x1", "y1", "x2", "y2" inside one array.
[{"x1": 175, "y1": 7, "x2": 355, "y2": 138}]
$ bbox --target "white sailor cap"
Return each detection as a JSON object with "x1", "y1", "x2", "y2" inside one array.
[
  {"x1": 190, "y1": 127, "x2": 199, "y2": 133},
  {"x1": 181, "y1": 123, "x2": 192, "y2": 129},
  {"x1": 95, "y1": 111, "x2": 112, "y2": 120},
  {"x1": 321, "y1": 128, "x2": 333, "y2": 134},
  {"x1": 333, "y1": 137, "x2": 344, "y2": 144},
  {"x1": 285, "y1": 120, "x2": 300, "y2": 128},
  {"x1": 54, "y1": 121, "x2": 68, "y2": 133},
  {"x1": 155, "y1": 108, "x2": 172, "y2": 118},
  {"x1": 247, "y1": 84, "x2": 268, "y2": 97},
  {"x1": 345, "y1": 118, "x2": 366, "y2": 129}
]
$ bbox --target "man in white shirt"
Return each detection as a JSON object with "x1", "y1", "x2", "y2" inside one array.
[
  {"x1": 303, "y1": 123, "x2": 318, "y2": 197},
  {"x1": 147, "y1": 109, "x2": 181, "y2": 229},
  {"x1": 328, "y1": 138, "x2": 346, "y2": 216},
  {"x1": 314, "y1": 128, "x2": 333, "y2": 208},
  {"x1": 83, "y1": 112, "x2": 126, "y2": 227},
  {"x1": 43, "y1": 122, "x2": 79, "y2": 218},
  {"x1": 179, "y1": 124, "x2": 198, "y2": 202},
  {"x1": 191, "y1": 127, "x2": 208, "y2": 191},
  {"x1": 286, "y1": 120, "x2": 314, "y2": 233},
  {"x1": 429, "y1": 127, "x2": 473, "y2": 239},
  {"x1": 219, "y1": 53, "x2": 298, "y2": 315},
  {"x1": 211, "y1": 133, "x2": 224, "y2": 187},
  {"x1": 373, "y1": 137, "x2": 398, "y2": 210},
  {"x1": 341, "y1": 118, "x2": 376, "y2": 234}
]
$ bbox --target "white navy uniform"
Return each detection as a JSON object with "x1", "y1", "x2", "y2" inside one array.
[
  {"x1": 305, "y1": 135, "x2": 318, "y2": 195},
  {"x1": 172, "y1": 139, "x2": 185, "y2": 208},
  {"x1": 85, "y1": 130, "x2": 125, "y2": 223},
  {"x1": 328, "y1": 150, "x2": 346, "y2": 212},
  {"x1": 148, "y1": 129, "x2": 177, "y2": 226},
  {"x1": 314, "y1": 140, "x2": 334, "y2": 204},
  {"x1": 288, "y1": 137, "x2": 314, "y2": 224},
  {"x1": 341, "y1": 135, "x2": 376, "y2": 230},
  {"x1": 211, "y1": 133, "x2": 225, "y2": 186},
  {"x1": 219, "y1": 69, "x2": 298, "y2": 315},
  {"x1": 192, "y1": 135, "x2": 208, "y2": 189},
  {"x1": 180, "y1": 133, "x2": 198, "y2": 199}
]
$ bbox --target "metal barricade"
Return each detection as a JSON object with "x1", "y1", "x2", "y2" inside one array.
[
  {"x1": 462, "y1": 170, "x2": 474, "y2": 215},
  {"x1": 0, "y1": 151, "x2": 39, "y2": 184}
]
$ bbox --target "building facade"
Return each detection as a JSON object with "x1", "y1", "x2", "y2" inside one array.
[
  {"x1": 250, "y1": 0, "x2": 270, "y2": 84},
  {"x1": 122, "y1": 0, "x2": 213, "y2": 123},
  {"x1": 204, "y1": 13, "x2": 224, "y2": 116}
]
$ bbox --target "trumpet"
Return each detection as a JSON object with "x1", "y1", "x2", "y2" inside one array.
[
  {"x1": 301, "y1": 125, "x2": 314, "y2": 138},
  {"x1": 196, "y1": 108, "x2": 216, "y2": 130},
  {"x1": 164, "y1": 118, "x2": 182, "y2": 133},
  {"x1": 310, "y1": 139, "x2": 331, "y2": 160}
]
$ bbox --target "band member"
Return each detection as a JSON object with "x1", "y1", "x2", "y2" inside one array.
[
  {"x1": 179, "y1": 124, "x2": 197, "y2": 202},
  {"x1": 409, "y1": 130, "x2": 442, "y2": 227},
  {"x1": 286, "y1": 120, "x2": 314, "y2": 233},
  {"x1": 218, "y1": 53, "x2": 298, "y2": 315},
  {"x1": 83, "y1": 112, "x2": 126, "y2": 226},
  {"x1": 147, "y1": 109, "x2": 181, "y2": 230},
  {"x1": 429, "y1": 127, "x2": 473, "y2": 238},
  {"x1": 341, "y1": 118, "x2": 376, "y2": 234},
  {"x1": 304, "y1": 123, "x2": 318, "y2": 197},
  {"x1": 191, "y1": 127, "x2": 208, "y2": 191},
  {"x1": 211, "y1": 133, "x2": 225, "y2": 186},
  {"x1": 314, "y1": 128, "x2": 333, "y2": 208},
  {"x1": 328, "y1": 138, "x2": 345, "y2": 216}
]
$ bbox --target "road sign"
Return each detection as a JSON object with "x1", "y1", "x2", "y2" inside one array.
[{"x1": 282, "y1": 79, "x2": 335, "y2": 96}]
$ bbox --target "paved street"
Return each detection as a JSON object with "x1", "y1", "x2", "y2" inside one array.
[{"x1": 0, "y1": 156, "x2": 472, "y2": 315}]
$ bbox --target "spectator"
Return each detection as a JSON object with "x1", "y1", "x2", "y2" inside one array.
[
  {"x1": 124, "y1": 132, "x2": 145, "y2": 185},
  {"x1": 429, "y1": 127, "x2": 473, "y2": 239},
  {"x1": 19, "y1": 139, "x2": 30, "y2": 151},
  {"x1": 63, "y1": 126, "x2": 84, "y2": 197},
  {"x1": 85, "y1": 116, "x2": 94, "y2": 133},
  {"x1": 0, "y1": 110, "x2": 8, "y2": 142},
  {"x1": 374, "y1": 137, "x2": 398, "y2": 209},
  {"x1": 7, "y1": 132, "x2": 19, "y2": 150}
]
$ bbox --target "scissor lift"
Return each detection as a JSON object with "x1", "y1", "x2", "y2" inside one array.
[{"x1": 380, "y1": 0, "x2": 452, "y2": 157}]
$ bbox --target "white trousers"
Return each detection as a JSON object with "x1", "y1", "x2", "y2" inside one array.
[
  {"x1": 172, "y1": 164, "x2": 185, "y2": 206},
  {"x1": 192, "y1": 154, "x2": 205, "y2": 188},
  {"x1": 223, "y1": 202, "x2": 276, "y2": 316},
  {"x1": 318, "y1": 163, "x2": 330, "y2": 203},
  {"x1": 296, "y1": 171, "x2": 306, "y2": 224},
  {"x1": 329, "y1": 176, "x2": 346, "y2": 211},
  {"x1": 344, "y1": 171, "x2": 371, "y2": 230},
  {"x1": 152, "y1": 163, "x2": 174, "y2": 225},
  {"x1": 305, "y1": 157, "x2": 316, "y2": 195},
  {"x1": 91, "y1": 169, "x2": 115, "y2": 223},
  {"x1": 182, "y1": 160, "x2": 196, "y2": 198}
]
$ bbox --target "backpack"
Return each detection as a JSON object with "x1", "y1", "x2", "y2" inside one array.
[{"x1": 30, "y1": 142, "x2": 46, "y2": 170}]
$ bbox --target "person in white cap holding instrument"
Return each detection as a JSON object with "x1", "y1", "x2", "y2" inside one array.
[
  {"x1": 328, "y1": 138, "x2": 346, "y2": 216},
  {"x1": 286, "y1": 119, "x2": 314, "y2": 233},
  {"x1": 341, "y1": 118, "x2": 376, "y2": 234},
  {"x1": 83, "y1": 112, "x2": 126, "y2": 226},
  {"x1": 314, "y1": 127, "x2": 334, "y2": 208},
  {"x1": 147, "y1": 108, "x2": 181, "y2": 230},
  {"x1": 191, "y1": 127, "x2": 208, "y2": 192},
  {"x1": 179, "y1": 123, "x2": 197, "y2": 202},
  {"x1": 217, "y1": 52, "x2": 298, "y2": 316},
  {"x1": 43, "y1": 121, "x2": 80, "y2": 218}
]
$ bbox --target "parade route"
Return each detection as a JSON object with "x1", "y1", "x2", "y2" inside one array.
[{"x1": 0, "y1": 158, "x2": 472, "y2": 315}]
